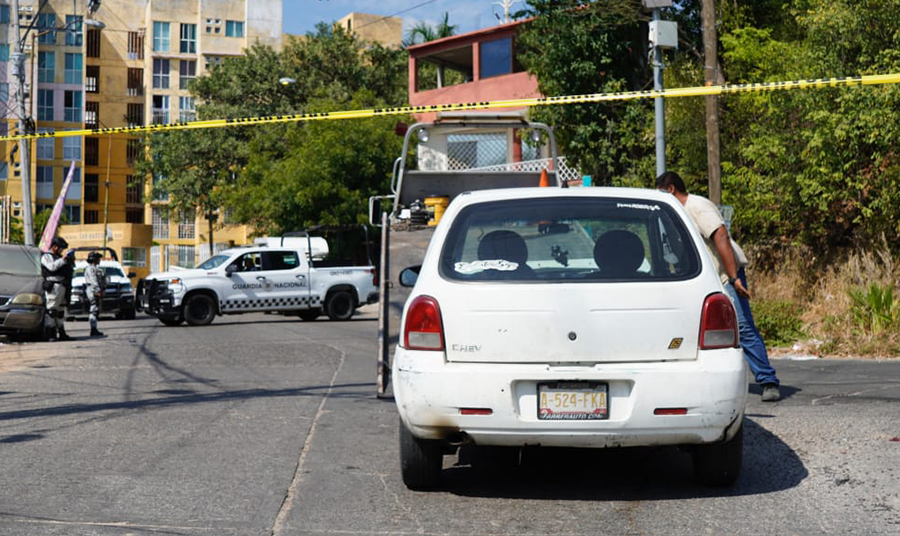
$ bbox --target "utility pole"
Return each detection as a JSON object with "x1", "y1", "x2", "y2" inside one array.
[
  {"x1": 651, "y1": 8, "x2": 666, "y2": 177},
  {"x1": 702, "y1": 0, "x2": 722, "y2": 205},
  {"x1": 11, "y1": 0, "x2": 35, "y2": 245},
  {"x1": 492, "y1": 0, "x2": 519, "y2": 24}
]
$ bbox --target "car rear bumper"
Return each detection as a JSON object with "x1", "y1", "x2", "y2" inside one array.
[
  {"x1": 393, "y1": 347, "x2": 747, "y2": 448},
  {"x1": 0, "y1": 306, "x2": 44, "y2": 333}
]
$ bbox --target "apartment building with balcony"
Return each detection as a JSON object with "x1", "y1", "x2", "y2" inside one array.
[{"x1": 1, "y1": 0, "x2": 281, "y2": 277}]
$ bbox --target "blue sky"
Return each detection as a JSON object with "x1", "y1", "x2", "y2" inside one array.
[{"x1": 282, "y1": 0, "x2": 527, "y2": 39}]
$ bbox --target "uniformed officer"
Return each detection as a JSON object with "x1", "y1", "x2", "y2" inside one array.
[
  {"x1": 84, "y1": 251, "x2": 105, "y2": 337},
  {"x1": 41, "y1": 237, "x2": 75, "y2": 341}
]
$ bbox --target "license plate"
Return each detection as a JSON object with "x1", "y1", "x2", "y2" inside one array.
[{"x1": 538, "y1": 381, "x2": 608, "y2": 420}]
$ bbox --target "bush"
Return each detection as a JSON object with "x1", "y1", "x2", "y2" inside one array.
[
  {"x1": 849, "y1": 283, "x2": 898, "y2": 334},
  {"x1": 752, "y1": 299, "x2": 804, "y2": 347}
]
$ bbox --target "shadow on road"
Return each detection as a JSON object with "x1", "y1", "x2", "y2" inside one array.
[{"x1": 439, "y1": 418, "x2": 806, "y2": 500}]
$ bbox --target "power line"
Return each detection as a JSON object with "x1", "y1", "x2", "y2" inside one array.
[{"x1": 354, "y1": 0, "x2": 442, "y2": 31}]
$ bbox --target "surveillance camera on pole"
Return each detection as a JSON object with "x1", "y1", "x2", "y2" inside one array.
[{"x1": 642, "y1": 0, "x2": 676, "y2": 177}]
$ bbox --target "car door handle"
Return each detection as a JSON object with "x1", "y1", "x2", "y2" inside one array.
[{"x1": 256, "y1": 276, "x2": 266, "y2": 282}]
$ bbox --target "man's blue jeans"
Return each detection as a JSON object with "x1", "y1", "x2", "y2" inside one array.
[{"x1": 723, "y1": 269, "x2": 780, "y2": 386}]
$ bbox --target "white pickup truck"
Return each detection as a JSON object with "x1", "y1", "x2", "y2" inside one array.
[{"x1": 137, "y1": 241, "x2": 378, "y2": 326}]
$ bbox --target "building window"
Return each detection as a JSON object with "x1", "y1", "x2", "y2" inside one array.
[
  {"x1": 127, "y1": 68, "x2": 143, "y2": 96},
  {"x1": 152, "y1": 58, "x2": 169, "y2": 89},
  {"x1": 180, "y1": 23, "x2": 196, "y2": 53},
  {"x1": 85, "y1": 137, "x2": 99, "y2": 166},
  {"x1": 86, "y1": 28, "x2": 101, "y2": 57},
  {"x1": 86, "y1": 65, "x2": 99, "y2": 92},
  {"x1": 38, "y1": 51, "x2": 54, "y2": 83},
  {"x1": 126, "y1": 139, "x2": 142, "y2": 166},
  {"x1": 122, "y1": 247, "x2": 147, "y2": 267},
  {"x1": 37, "y1": 89, "x2": 54, "y2": 121},
  {"x1": 179, "y1": 60, "x2": 195, "y2": 89},
  {"x1": 0, "y1": 5, "x2": 9, "y2": 24},
  {"x1": 64, "y1": 53, "x2": 82, "y2": 84},
  {"x1": 0, "y1": 44, "x2": 9, "y2": 62},
  {"x1": 65, "y1": 15, "x2": 83, "y2": 46},
  {"x1": 177, "y1": 245, "x2": 195, "y2": 268},
  {"x1": 85, "y1": 173, "x2": 99, "y2": 202},
  {"x1": 0, "y1": 82, "x2": 7, "y2": 101},
  {"x1": 225, "y1": 20, "x2": 244, "y2": 38},
  {"x1": 85, "y1": 101, "x2": 99, "y2": 129},
  {"x1": 153, "y1": 21, "x2": 170, "y2": 52},
  {"x1": 84, "y1": 209, "x2": 99, "y2": 224},
  {"x1": 178, "y1": 210, "x2": 195, "y2": 239},
  {"x1": 36, "y1": 166, "x2": 54, "y2": 199},
  {"x1": 37, "y1": 13, "x2": 56, "y2": 44},
  {"x1": 152, "y1": 95, "x2": 169, "y2": 124},
  {"x1": 179, "y1": 96, "x2": 195, "y2": 122},
  {"x1": 126, "y1": 103, "x2": 143, "y2": 127},
  {"x1": 65, "y1": 205, "x2": 81, "y2": 224},
  {"x1": 0, "y1": 163, "x2": 6, "y2": 181},
  {"x1": 204, "y1": 55, "x2": 223, "y2": 70},
  {"x1": 65, "y1": 168, "x2": 81, "y2": 200},
  {"x1": 37, "y1": 135, "x2": 54, "y2": 160},
  {"x1": 152, "y1": 207, "x2": 169, "y2": 239},
  {"x1": 126, "y1": 207, "x2": 144, "y2": 224},
  {"x1": 126, "y1": 176, "x2": 143, "y2": 203},
  {"x1": 63, "y1": 136, "x2": 81, "y2": 160},
  {"x1": 128, "y1": 31, "x2": 144, "y2": 60},
  {"x1": 64, "y1": 91, "x2": 82, "y2": 122},
  {"x1": 480, "y1": 37, "x2": 513, "y2": 79},
  {"x1": 153, "y1": 174, "x2": 169, "y2": 201}
]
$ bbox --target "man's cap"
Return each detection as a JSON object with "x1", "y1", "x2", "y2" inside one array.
[{"x1": 51, "y1": 237, "x2": 69, "y2": 249}]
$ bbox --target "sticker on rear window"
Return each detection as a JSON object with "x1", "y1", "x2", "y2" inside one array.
[
  {"x1": 617, "y1": 202, "x2": 660, "y2": 211},
  {"x1": 454, "y1": 260, "x2": 519, "y2": 274}
]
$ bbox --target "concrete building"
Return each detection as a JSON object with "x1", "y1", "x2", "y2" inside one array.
[
  {"x1": 336, "y1": 12, "x2": 402, "y2": 48},
  {"x1": 0, "y1": 0, "x2": 281, "y2": 278}
]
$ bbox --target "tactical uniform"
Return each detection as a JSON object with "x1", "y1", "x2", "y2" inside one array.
[
  {"x1": 84, "y1": 252, "x2": 105, "y2": 337},
  {"x1": 41, "y1": 237, "x2": 74, "y2": 341}
]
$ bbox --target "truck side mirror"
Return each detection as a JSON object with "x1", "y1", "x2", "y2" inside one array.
[
  {"x1": 399, "y1": 265, "x2": 421, "y2": 287},
  {"x1": 225, "y1": 264, "x2": 237, "y2": 277}
]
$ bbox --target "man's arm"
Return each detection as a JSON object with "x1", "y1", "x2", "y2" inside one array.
[{"x1": 711, "y1": 226, "x2": 750, "y2": 298}]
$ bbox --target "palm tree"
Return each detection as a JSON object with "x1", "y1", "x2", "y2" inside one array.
[
  {"x1": 404, "y1": 13, "x2": 458, "y2": 88},
  {"x1": 404, "y1": 12, "x2": 457, "y2": 46}
]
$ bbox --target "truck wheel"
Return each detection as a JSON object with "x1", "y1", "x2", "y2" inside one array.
[
  {"x1": 325, "y1": 291, "x2": 355, "y2": 321},
  {"x1": 298, "y1": 309, "x2": 321, "y2": 321},
  {"x1": 692, "y1": 421, "x2": 743, "y2": 487},
  {"x1": 160, "y1": 315, "x2": 184, "y2": 327},
  {"x1": 183, "y1": 294, "x2": 216, "y2": 326},
  {"x1": 399, "y1": 418, "x2": 442, "y2": 490}
]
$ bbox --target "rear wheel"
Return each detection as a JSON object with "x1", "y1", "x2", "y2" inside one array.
[
  {"x1": 183, "y1": 294, "x2": 216, "y2": 326},
  {"x1": 159, "y1": 315, "x2": 184, "y2": 327},
  {"x1": 298, "y1": 309, "x2": 321, "y2": 321},
  {"x1": 325, "y1": 290, "x2": 355, "y2": 321},
  {"x1": 399, "y1": 418, "x2": 442, "y2": 490},
  {"x1": 692, "y1": 421, "x2": 743, "y2": 486}
]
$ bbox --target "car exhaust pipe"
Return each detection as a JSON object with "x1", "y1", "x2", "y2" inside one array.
[{"x1": 445, "y1": 431, "x2": 472, "y2": 446}]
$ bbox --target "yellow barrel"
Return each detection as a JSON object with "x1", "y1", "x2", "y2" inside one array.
[{"x1": 424, "y1": 196, "x2": 450, "y2": 226}]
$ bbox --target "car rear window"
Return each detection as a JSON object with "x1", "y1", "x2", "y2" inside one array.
[{"x1": 439, "y1": 197, "x2": 701, "y2": 282}]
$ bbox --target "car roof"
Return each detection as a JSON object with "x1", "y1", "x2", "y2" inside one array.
[{"x1": 452, "y1": 186, "x2": 676, "y2": 205}]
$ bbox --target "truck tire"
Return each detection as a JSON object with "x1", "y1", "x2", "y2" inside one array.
[
  {"x1": 124, "y1": 307, "x2": 137, "y2": 320},
  {"x1": 298, "y1": 309, "x2": 321, "y2": 321},
  {"x1": 325, "y1": 290, "x2": 355, "y2": 321},
  {"x1": 183, "y1": 294, "x2": 216, "y2": 326},
  {"x1": 159, "y1": 315, "x2": 184, "y2": 327},
  {"x1": 692, "y1": 421, "x2": 743, "y2": 487},
  {"x1": 399, "y1": 418, "x2": 442, "y2": 490}
]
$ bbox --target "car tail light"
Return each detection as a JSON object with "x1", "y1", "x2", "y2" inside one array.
[
  {"x1": 404, "y1": 295, "x2": 444, "y2": 351},
  {"x1": 369, "y1": 267, "x2": 377, "y2": 287},
  {"x1": 700, "y1": 293, "x2": 738, "y2": 349}
]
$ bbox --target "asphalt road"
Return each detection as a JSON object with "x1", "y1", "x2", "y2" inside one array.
[{"x1": 0, "y1": 311, "x2": 898, "y2": 535}]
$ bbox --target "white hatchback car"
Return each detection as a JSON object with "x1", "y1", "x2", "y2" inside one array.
[{"x1": 393, "y1": 187, "x2": 747, "y2": 489}]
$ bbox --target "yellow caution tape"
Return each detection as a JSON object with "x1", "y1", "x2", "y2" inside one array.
[{"x1": 2, "y1": 73, "x2": 899, "y2": 142}]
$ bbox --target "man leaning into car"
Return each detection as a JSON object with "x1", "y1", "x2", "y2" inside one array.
[{"x1": 656, "y1": 171, "x2": 781, "y2": 402}]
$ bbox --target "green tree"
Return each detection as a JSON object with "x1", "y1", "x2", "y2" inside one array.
[{"x1": 404, "y1": 12, "x2": 457, "y2": 46}]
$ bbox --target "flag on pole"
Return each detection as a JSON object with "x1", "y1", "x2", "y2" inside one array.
[{"x1": 38, "y1": 161, "x2": 77, "y2": 252}]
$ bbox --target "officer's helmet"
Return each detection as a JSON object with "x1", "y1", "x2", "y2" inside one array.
[
  {"x1": 51, "y1": 237, "x2": 69, "y2": 250},
  {"x1": 87, "y1": 252, "x2": 102, "y2": 264}
]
